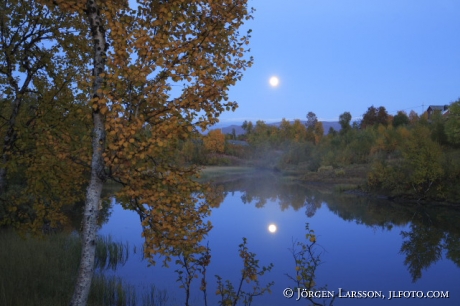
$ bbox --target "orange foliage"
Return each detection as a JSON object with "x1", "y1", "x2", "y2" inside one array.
[
  {"x1": 4, "y1": 1, "x2": 254, "y2": 304},
  {"x1": 204, "y1": 130, "x2": 226, "y2": 153}
]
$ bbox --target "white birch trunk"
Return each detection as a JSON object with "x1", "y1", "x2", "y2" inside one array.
[{"x1": 69, "y1": 1, "x2": 106, "y2": 305}]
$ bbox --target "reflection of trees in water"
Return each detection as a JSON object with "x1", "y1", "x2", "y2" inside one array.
[
  {"x1": 305, "y1": 194, "x2": 321, "y2": 217},
  {"x1": 212, "y1": 174, "x2": 460, "y2": 283},
  {"x1": 325, "y1": 195, "x2": 412, "y2": 230},
  {"x1": 65, "y1": 197, "x2": 113, "y2": 233},
  {"x1": 444, "y1": 233, "x2": 460, "y2": 267},
  {"x1": 400, "y1": 226, "x2": 460, "y2": 282},
  {"x1": 211, "y1": 171, "x2": 323, "y2": 213},
  {"x1": 325, "y1": 194, "x2": 460, "y2": 282},
  {"x1": 400, "y1": 224, "x2": 444, "y2": 282},
  {"x1": 398, "y1": 206, "x2": 460, "y2": 282}
]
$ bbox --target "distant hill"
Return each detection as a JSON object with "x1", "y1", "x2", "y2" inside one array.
[
  {"x1": 321, "y1": 121, "x2": 342, "y2": 134},
  {"x1": 220, "y1": 125, "x2": 245, "y2": 136},
  {"x1": 210, "y1": 121, "x2": 341, "y2": 135}
]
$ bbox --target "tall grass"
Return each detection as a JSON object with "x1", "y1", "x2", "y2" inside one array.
[
  {"x1": 95, "y1": 235, "x2": 129, "y2": 271},
  {"x1": 141, "y1": 285, "x2": 171, "y2": 306},
  {"x1": 0, "y1": 229, "x2": 135, "y2": 306},
  {"x1": 90, "y1": 274, "x2": 136, "y2": 306},
  {"x1": 0, "y1": 230, "x2": 78, "y2": 305}
]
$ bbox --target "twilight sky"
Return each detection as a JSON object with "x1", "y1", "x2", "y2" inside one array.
[{"x1": 217, "y1": 0, "x2": 460, "y2": 126}]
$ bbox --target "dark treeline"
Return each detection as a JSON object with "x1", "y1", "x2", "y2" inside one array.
[{"x1": 179, "y1": 101, "x2": 460, "y2": 204}]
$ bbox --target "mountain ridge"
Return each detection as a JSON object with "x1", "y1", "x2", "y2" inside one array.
[{"x1": 208, "y1": 121, "x2": 342, "y2": 135}]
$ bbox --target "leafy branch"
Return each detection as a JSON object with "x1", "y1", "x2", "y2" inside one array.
[
  {"x1": 215, "y1": 237, "x2": 274, "y2": 306},
  {"x1": 174, "y1": 237, "x2": 273, "y2": 306},
  {"x1": 286, "y1": 223, "x2": 336, "y2": 306}
]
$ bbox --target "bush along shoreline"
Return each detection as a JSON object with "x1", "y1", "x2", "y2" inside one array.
[{"x1": 189, "y1": 105, "x2": 460, "y2": 206}]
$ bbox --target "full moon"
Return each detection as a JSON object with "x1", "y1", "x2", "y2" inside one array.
[
  {"x1": 269, "y1": 76, "x2": 279, "y2": 87},
  {"x1": 268, "y1": 224, "x2": 277, "y2": 233}
]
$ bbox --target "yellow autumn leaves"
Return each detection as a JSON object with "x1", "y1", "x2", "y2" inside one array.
[{"x1": 7, "y1": 0, "x2": 255, "y2": 264}]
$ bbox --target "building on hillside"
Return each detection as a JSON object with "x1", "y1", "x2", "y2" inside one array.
[
  {"x1": 426, "y1": 105, "x2": 449, "y2": 119},
  {"x1": 227, "y1": 140, "x2": 249, "y2": 146}
]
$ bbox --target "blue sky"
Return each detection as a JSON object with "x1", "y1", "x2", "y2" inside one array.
[{"x1": 217, "y1": 0, "x2": 460, "y2": 126}]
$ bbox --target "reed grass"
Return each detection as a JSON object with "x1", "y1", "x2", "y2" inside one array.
[
  {"x1": 90, "y1": 274, "x2": 136, "y2": 306},
  {"x1": 141, "y1": 285, "x2": 172, "y2": 306},
  {"x1": 0, "y1": 229, "x2": 136, "y2": 306},
  {"x1": 95, "y1": 235, "x2": 129, "y2": 271}
]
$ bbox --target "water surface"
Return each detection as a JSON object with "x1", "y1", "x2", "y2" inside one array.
[{"x1": 100, "y1": 173, "x2": 460, "y2": 305}]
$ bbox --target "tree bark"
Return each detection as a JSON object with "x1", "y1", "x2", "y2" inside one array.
[{"x1": 69, "y1": 1, "x2": 106, "y2": 305}]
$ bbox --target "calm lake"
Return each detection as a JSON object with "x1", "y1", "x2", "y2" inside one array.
[{"x1": 99, "y1": 172, "x2": 460, "y2": 306}]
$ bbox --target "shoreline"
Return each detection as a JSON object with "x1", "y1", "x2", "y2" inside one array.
[{"x1": 199, "y1": 165, "x2": 460, "y2": 208}]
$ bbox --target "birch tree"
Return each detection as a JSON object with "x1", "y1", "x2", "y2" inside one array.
[{"x1": 33, "y1": 1, "x2": 255, "y2": 305}]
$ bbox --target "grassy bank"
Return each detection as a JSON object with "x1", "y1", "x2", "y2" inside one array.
[
  {"x1": 276, "y1": 163, "x2": 369, "y2": 192},
  {"x1": 198, "y1": 166, "x2": 255, "y2": 182},
  {"x1": 197, "y1": 164, "x2": 369, "y2": 194},
  {"x1": 0, "y1": 230, "x2": 138, "y2": 306}
]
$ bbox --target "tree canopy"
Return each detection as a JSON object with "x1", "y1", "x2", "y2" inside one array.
[
  {"x1": 204, "y1": 129, "x2": 226, "y2": 153},
  {"x1": 445, "y1": 99, "x2": 460, "y2": 146},
  {"x1": 339, "y1": 111, "x2": 352, "y2": 134},
  {"x1": 305, "y1": 111, "x2": 318, "y2": 131},
  {"x1": 361, "y1": 105, "x2": 389, "y2": 128},
  {"x1": 393, "y1": 111, "x2": 410, "y2": 128},
  {"x1": 1, "y1": 0, "x2": 255, "y2": 305}
]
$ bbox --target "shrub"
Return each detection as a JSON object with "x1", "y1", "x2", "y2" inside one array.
[{"x1": 317, "y1": 165, "x2": 333, "y2": 173}]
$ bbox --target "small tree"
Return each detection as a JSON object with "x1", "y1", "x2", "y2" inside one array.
[
  {"x1": 361, "y1": 106, "x2": 389, "y2": 129},
  {"x1": 305, "y1": 111, "x2": 318, "y2": 131},
  {"x1": 402, "y1": 126, "x2": 444, "y2": 198},
  {"x1": 445, "y1": 99, "x2": 460, "y2": 146},
  {"x1": 204, "y1": 130, "x2": 226, "y2": 154},
  {"x1": 393, "y1": 111, "x2": 410, "y2": 128},
  {"x1": 215, "y1": 238, "x2": 274, "y2": 306},
  {"x1": 338, "y1": 112, "x2": 352, "y2": 135},
  {"x1": 279, "y1": 118, "x2": 292, "y2": 143},
  {"x1": 292, "y1": 119, "x2": 308, "y2": 143},
  {"x1": 409, "y1": 110, "x2": 420, "y2": 125},
  {"x1": 313, "y1": 121, "x2": 324, "y2": 145},
  {"x1": 242, "y1": 120, "x2": 254, "y2": 135},
  {"x1": 232, "y1": 128, "x2": 237, "y2": 140},
  {"x1": 286, "y1": 223, "x2": 335, "y2": 306}
]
